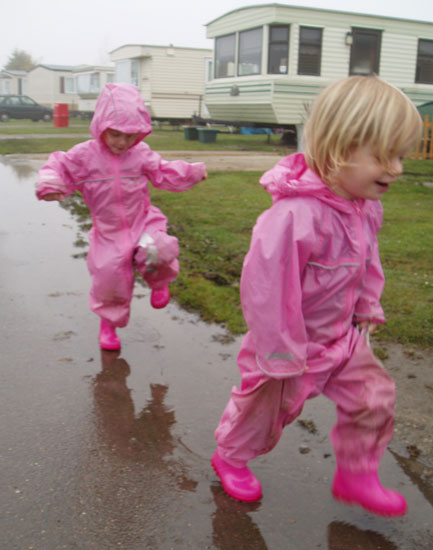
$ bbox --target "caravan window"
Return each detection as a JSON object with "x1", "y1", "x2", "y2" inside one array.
[
  {"x1": 349, "y1": 28, "x2": 381, "y2": 75},
  {"x1": 238, "y1": 27, "x2": 263, "y2": 76},
  {"x1": 416, "y1": 39, "x2": 433, "y2": 84},
  {"x1": 268, "y1": 26, "x2": 290, "y2": 74},
  {"x1": 130, "y1": 61, "x2": 139, "y2": 87},
  {"x1": 0, "y1": 80, "x2": 11, "y2": 94},
  {"x1": 76, "y1": 73, "x2": 100, "y2": 93},
  {"x1": 215, "y1": 34, "x2": 236, "y2": 78},
  {"x1": 115, "y1": 60, "x2": 140, "y2": 87},
  {"x1": 298, "y1": 27, "x2": 322, "y2": 76},
  {"x1": 59, "y1": 76, "x2": 75, "y2": 94}
]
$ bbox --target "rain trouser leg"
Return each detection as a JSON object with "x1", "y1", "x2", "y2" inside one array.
[
  {"x1": 322, "y1": 331, "x2": 395, "y2": 473},
  {"x1": 87, "y1": 239, "x2": 135, "y2": 328},
  {"x1": 215, "y1": 330, "x2": 395, "y2": 474},
  {"x1": 322, "y1": 332, "x2": 405, "y2": 515},
  {"x1": 215, "y1": 332, "x2": 317, "y2": 468}
]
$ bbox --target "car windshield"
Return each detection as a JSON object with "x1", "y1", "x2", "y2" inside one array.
[{"x1": 21, "y1": 97, "x2": 37, "y2": 105}]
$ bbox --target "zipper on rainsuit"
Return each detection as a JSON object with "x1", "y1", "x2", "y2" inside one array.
[
  {"x1": 340, "y1": 202, "x2": 367, "y2": 336},
  {"x1": 112, "y1": 156, "x2": 135, "y2": 250}
]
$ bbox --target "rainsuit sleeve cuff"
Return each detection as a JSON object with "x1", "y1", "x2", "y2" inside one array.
[
  {"x1": 36, "y1": 180, "x2": 69, "y2": 200},
  {"x1": 353, "y1": 310, "x2": 386, "y2": 325}
]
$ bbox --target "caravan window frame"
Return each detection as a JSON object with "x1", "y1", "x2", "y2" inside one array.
[
  {"x1": 238, "y1": 27, "x2": 263, "y2": 76},
  {"x1": 298, "y1": 26, "x2": 322, "y2": 76},
  {"x1": 215, "y1": 33, "x2": 236, "y2": 78},
  {"x1": 268, "y1": 25, "x2": 290, "y2": 75},
  {"x1": 349, "y1": 28, "x2": 382, "y2": 76},
  {"x1": 416, "y1": 39, "x2": 433, "y2": 84}
]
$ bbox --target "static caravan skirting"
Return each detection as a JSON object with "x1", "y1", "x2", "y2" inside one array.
[
  {"x1": 205, "y1": 78, "x2": 433, "y2": 125},
  {"x1": 205, "y1": 79, "x2": 324, "y2": 125},
  {"x1": 402, "y1": 88, "x2": 433, "y2": 107}
]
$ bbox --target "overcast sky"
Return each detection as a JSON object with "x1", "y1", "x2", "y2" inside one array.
[{"x1": 2, "y1": 0, "x2": 433, "y2": 69}]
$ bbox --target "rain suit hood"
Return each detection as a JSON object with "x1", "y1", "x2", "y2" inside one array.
[
  {"x1": 90, "y1": 83, "x2": 152, "y2": 146},
  {"x1": 260, "y1": 152, "x2": 359, "y2": 214}
]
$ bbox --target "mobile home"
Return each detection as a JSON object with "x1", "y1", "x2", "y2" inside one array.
[
  {"x1": 205, "y1": 4, "x2": 433, "y2": 132},
  {"x1": 110, "y1": 44, "x2": 213, "y2": 122},
  {"x1": 26, "y1": 64, "x2": 79, "y2": 109},
  {"x1": 0, "y1": 70, "x2": 27, "y2": 95},
  {"x1": 73, "y1": 65, "x2": 115, "y2": 116}
]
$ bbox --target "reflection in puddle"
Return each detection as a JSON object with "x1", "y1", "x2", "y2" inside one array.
[
  {"x1": 328, "y1": 521, "x2": 398, "y2": 550},
  {"x1": 93, "y1": 351, "x2": 196, "y2": 488},
  {"x1": 0, "y1": 155, "x2": 40, "y2": 179},
  {"x1": 390, "y1": 449, "x2": 433, "y2": 507},
  {"x1": 71, "y1": 351, "x2": 199, "y2": 546},
  {"x1": 211, "y1": 483, "x2": 267, "y2": 550}
]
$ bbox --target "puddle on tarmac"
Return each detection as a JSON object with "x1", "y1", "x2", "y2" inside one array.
[{"x1": 0, "y1": 156, "x2": 432, "y2": 549}]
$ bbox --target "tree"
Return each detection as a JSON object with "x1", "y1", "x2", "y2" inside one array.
[{"x1": 5, "y1": 49, "x2": 37, "y2": 71}]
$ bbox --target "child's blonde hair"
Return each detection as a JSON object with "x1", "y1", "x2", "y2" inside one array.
[{"x1": 304, "y1": 75, "x2": 422, "y2": 183}]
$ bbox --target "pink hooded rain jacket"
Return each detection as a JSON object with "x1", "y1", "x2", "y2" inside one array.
[
  {"x1": 241, "y1": 153, "x2": 386, "y2": 379},
  {"x1": 36, "y1": 83, "x2": 206, "y2": 326}
]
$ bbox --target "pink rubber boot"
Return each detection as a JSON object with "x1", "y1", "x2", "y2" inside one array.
[
  {"x1": 211, "y1": 450, "x2": 262, "y2": 503},
  {"x1": 99, "y1": 320, "x2": 121, "y2": 351},
  {"x1": 150, "y1": 286, "x2": 170, "y2": 309},
  {"x1": 332, "y1": 468, "x2": 407, "y2": 517}
]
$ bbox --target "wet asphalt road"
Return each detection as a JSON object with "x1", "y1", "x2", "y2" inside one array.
[{"x1": 0, "y1": 156, "x2": 432, "y2": 549}]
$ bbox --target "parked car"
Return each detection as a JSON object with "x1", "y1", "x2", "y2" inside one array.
[{"x1": 0, "y1": 95, "x2": 53, "y2": 122}]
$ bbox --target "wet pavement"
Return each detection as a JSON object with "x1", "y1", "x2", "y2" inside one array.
[
  {"x1": 3, "y1": 150, "x2": 284, "y2": 172},
  {"x1": 0, "y1": 156, "x2": 432, "y2": 549}
]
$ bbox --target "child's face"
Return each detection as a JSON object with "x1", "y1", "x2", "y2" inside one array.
[
  {"x1": 102, "y1": 128, "x2": 142, "y2": 155},
  {"x1": 331, "y1": 146, "x2": 403, "y2": 201}
]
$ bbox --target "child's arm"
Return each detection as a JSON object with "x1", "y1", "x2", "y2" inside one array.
[
  {"x1": 36, "y1": 144, "x2": 88, "y2": 201},
  {"x1": 241, "y1": 200, "x2": 315, "y2": 379},
  {"x1": 139, "y1": 144, "x2": 206, "y2": 191}
]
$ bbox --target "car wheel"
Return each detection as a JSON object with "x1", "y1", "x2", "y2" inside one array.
[
  {"x1": 0, "y1": 113, "x2": 9, "y2": 122},
  {"x1": 42, "y1": 113, "x2": 52, "y2": 122}
]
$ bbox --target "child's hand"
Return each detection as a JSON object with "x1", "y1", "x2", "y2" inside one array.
[
  {"x1": 42, "y1": 193, "x2": 63, "y2": 201},
  {"x1": 203, "y1": 171, "x2": 208, "y2": 180},
  {"x1": 359, "y1": 321, "x2": 377, "y2": 333}
]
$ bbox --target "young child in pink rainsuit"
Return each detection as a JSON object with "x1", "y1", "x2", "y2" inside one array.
[
  {"x1": 211, "y1": 75, "x2": 422, "y2": 517},
  {"x1": 36, "y1": 83, "x2": 206, "y2": 351}
]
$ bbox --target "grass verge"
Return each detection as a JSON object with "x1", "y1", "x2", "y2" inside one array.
[
  {"x1": 0, "y1": 126, "x2": 287, "y2": 155},
  {"x1": 61, "y1": 161, "x2": 433, "y2": 347}
]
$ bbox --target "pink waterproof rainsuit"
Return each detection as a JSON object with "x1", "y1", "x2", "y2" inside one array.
[
  {"x1": 215, "y1": 153, "x2": 395, "y2": 473},
  {"x1": 36, "y1": 83, "x2": 206, "y2": 327}
]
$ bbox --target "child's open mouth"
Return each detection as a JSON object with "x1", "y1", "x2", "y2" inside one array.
[{"x1": 375, "y1": 181, "x2": 389, "y2": 190}]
